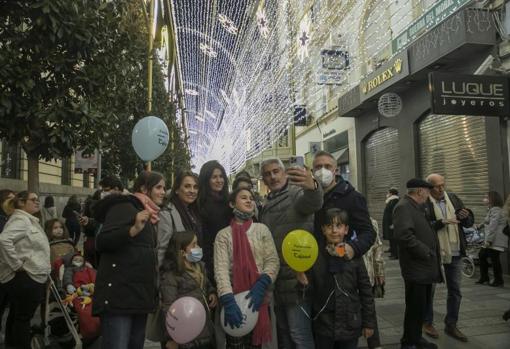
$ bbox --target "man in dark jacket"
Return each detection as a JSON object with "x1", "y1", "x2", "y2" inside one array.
[
  {"x1": 312, "y1": 151, "x2": 375, "y2": 259},
  {"x1": 259, "y1": 157, "x2": 323, "y2": 349},
  {"x1": 383, "y1": 188, "x2": 399, "y2": 259},
  {"x1": 422, "y1": 174, "x2": 473, "y2": 342},
  {"x1": 394, "y1": 178, "x2": 441, "y2": 349}
]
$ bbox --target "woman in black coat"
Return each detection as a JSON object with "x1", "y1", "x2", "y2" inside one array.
[
  {"x1": 197, "y1": 160, "x2": 232, "y2": 284},
  {"x1": 93, "y1": 171, "x2": 166, "y2": 349}
]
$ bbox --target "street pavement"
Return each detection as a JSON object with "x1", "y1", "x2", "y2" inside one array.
[{"x1": 1, "y1": 255, "x2": 509, "y2": 348}]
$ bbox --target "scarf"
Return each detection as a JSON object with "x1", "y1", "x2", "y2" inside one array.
[
  {"x1": 231, "y1": 219, "x2": 271, "y2": 346},
  {"x1": 385, "y1": 195, "x2": 399, "y2": 204},
  {"x1": 232, "y1": 207, "x2": 254, "y2": 221},
  {"x1": 429, "y1": 193, "x2": 459, "y2": 264},
  {"x1": 171, "y1": 196, "x2": 200, "y2": 232},
  {"x1": 133, "y1": 192, "x2": 160, "y2": 224}
]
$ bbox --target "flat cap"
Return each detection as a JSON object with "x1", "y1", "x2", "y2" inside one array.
[{"x1": 406, "y1": 178, "x2": 433, "y2": 189}]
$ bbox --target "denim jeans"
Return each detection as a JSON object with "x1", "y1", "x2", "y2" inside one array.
[
  {"x1": 424, "y1": 256, "x2": 462, "y2": 326},
  {"x1": 100, "y1": 313, "x2": 148, "y2": 349},
  {"x1": 275, "y1": 302, "x2": 315, "y2": 349}
]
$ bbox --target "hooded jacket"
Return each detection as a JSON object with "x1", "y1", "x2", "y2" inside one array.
[
  {"x1": 92, "y1": 194, "x2": 158, "y2": 315},
  {"x1": 315, "y1": 179, "x2": 375, "y2": 258}
]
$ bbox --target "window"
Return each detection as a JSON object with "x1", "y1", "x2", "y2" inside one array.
[
  {"x1": 323, "y1": 131, "x2": 348, "y2": 153},
  {"x1": 1, "y1": 140, "x2": 21, "y2": 179}
]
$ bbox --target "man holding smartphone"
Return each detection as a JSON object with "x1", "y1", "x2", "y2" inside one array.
[{"x1": 422, "y1": 173, "x2": 473, "y2": 342}]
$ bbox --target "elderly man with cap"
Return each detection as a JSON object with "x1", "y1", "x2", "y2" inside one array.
[
  {"x1": 422, "y1": 173, "x2": 473, "y2": 342},
  {"x1": 393, "y1": 178, "x2": 442, "y2": 349}
]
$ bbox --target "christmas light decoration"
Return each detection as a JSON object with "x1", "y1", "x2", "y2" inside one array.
[{"x1": 171, "y1": 0, "x2": 441, "y2": 172}]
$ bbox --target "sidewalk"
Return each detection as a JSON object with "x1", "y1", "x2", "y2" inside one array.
[{"x1": 360, "y1": 257, "x2": 510, "y2": 349}]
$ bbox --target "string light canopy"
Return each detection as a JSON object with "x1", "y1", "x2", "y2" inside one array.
[{"x1": 171, "y1": 0, "x2": 439, "y2": 173}]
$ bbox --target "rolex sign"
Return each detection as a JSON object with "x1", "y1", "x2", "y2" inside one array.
[{"x1": 429, "y1": 72, "x2": 510, "y2": 117}]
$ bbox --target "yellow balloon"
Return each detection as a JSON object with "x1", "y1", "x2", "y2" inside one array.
[{"x1": 282, "y1": 230, "x2": 318, "y2": 272}]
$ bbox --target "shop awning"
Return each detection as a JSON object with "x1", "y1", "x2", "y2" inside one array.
[{"x1": 332, "y1": 147, "x2": 349, "y2": 164}]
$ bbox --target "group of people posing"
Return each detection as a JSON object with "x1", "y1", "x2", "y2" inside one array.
[{"x1": 1, "y1": 150, "x2": 508, "y2": 349}]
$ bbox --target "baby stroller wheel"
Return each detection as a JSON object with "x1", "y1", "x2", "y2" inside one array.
[
  {"x1": 31, "y1": 334, "x2": 46, "y2": 349},
  {"x1": 461, "y1": 256, "x2": 475, "y2": 278}
]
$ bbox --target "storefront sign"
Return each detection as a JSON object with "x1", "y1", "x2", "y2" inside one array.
[
  {"x1": 360, "y1": 51, "x2": 409, "y2": 101},
  {"x1": 318, "y1": 48, "x2": 349, "y2": 85},
  {"x1": 392, "y1": 0, "x2": 471, "y2": 53},
  {"x1": 429, "y1": 72, "x2": 510, "y2": 116},
  {"x1": 309, "y1": 142, "x2": 321, "y2": 155}
]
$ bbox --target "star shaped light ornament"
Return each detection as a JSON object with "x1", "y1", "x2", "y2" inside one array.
[
  {"x1": 256, "y1": 8, "x2": 269, "y2": 39},
  {"x1": 298, "y1": 14, "x2": 311, "y2": 62},
  {"x1": 218, "y1": 14, "x2": 238, "y2": 35},
  {"x1": 199, "y1": 43, "x2": 218, "y2": 58}
]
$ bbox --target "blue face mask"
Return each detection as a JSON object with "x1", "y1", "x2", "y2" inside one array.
[{"x1": 186, "y1": 247, "x2": 203, "y2": 263}]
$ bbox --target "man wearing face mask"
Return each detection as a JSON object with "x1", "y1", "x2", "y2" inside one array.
[
  {"x1": 393, "y1": 179, "x2": 441, "y2": 349},
  {"x1": 80, "y1": 176, "x2": 124, "y2": 268},
  {"x1": 312, "y1": 151, "x2": 375, "y2": 261}
]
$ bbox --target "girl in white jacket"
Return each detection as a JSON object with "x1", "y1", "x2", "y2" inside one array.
[{"x1": 0, "y1": 191, "x2": 51, "y2": 349}]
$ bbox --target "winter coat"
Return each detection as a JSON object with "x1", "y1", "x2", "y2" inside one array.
[
  {"x1": 314, "y1": 179, "x2": 375, "y2": 258},
  {"x1": 259, "y1": 181, "x2": 323, "y2": 305},
  {"x1": 382, "y1": 196, "x2": 399, "y2": 240},
  {"x1": 200, "y1": 196, "x2": 232, "y2": 285},
  {"x1": 424, "y1": 192, "x2": 474, "y2": 258},
  {"x1": 63, "y1": 264, "x2": 96, "y2": 289},
  {"x1": 214, "y1": 222, "x2": 280, "y2": 297},
  {"x1": 308, "y1": 250, "x2": 376, "y2": 341},
  {"x1": 0, "y1": 211, "x2": 9, "y2": 233},
  {"x1": 157, "y1": 202, "x2": 186, "y2": 267},
  {"x1": 393, "y1": 196, "x2": 442, "y2": 284},
  {"x1": 363, "y1": 218, "x2": 384, "y2": 287},
  {"x1": 92, "y1": 194, "x2": 158, "y2": 316},
  {"x1": 482, "y1": 207, "x2": 508, "y2": 250},
  {"x1": 159, "y1": 262, "x2": 215, "y2": 344},
  {"x1": 0, "y1": 209, "x2": 51, "y2": 284}
]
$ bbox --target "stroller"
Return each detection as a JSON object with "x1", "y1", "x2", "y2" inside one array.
[
  {"x1": 31, "y1": 251, "x2": 100, "y2": 349},
  {"x1": 461, "y1": 226, "x2": 485, "y2": 278}
]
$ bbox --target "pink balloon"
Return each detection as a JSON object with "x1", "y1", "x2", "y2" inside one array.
[{"x1": 165, "y1": 296, "x2": 206, "y2": 344}]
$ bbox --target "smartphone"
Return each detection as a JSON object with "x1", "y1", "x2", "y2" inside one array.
[{"x1": 289, "y1": 156, "x2": 304, "y2": 169}]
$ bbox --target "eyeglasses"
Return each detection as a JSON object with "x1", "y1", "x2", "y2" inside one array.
[{"x1": 27, "y1": 197, "x2": 40, "y2": 203}]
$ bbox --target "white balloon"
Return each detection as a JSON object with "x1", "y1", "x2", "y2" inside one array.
[
  {"x1": 131, "y1": 116, "x2": 169, "y2": 161},
  {"x1": 220, "y1": 291, "x2": 259, "y2": 337}
]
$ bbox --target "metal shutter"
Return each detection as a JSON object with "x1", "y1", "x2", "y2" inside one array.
[
  {"x1": 419, "y1": 114, "x2": 489, "y2": 222},
  {"x1": 364, "y1": 127, "x2": 401, "y2": 226}
]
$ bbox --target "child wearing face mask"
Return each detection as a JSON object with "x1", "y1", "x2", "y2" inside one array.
[
  {"x1": 160, "y1": 230, "x2": 218, "y2": 349},
  {"x1": 306, "y1": 208, "x2": 376, "y2": 349},
  {"x1": 45, "y1": 218, "x2": 75, "y2": 265},
  {"x1": 62, "y1": 252, "x2": 101, "y2": 340}
]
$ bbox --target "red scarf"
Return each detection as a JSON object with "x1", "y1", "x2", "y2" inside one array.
[
  {"x1": 231, "y1": 219, "x2": 271, "y2": 345},
  {"x1": 133, "y1": 193, "x2": 160, "y2": 224}
]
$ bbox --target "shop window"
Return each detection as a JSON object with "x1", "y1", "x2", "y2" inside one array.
[
  {"x1": 61, "y1": 157, "x2": 72, "y2": 185},
  {"x1": 324, "y1": 131, "x2": 348, "y2": 153},
  {"x1": 1, "y1": 140, "x2": 21, "y2": 179}
]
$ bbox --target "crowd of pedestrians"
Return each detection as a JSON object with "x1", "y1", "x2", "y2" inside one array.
[{"x1": 0, "y1": 152, "x2": 509, "y2": 349}]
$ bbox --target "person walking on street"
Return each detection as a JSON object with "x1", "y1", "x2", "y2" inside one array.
[
  {"x1": 40, "y1": 195, "x2": 58, "y2": 228},
  {"x1": 259, "y1": 158, "x2": 323, "y2": 349},
  {"x1": 0, "y1": 191, "x2": 51, "y2": 349},
  {"x1": 312, "y1": 151, "x2": 375, "y2": 260},
  {"x1": 394, "y1": 179, "x2": 441, "y2": 349},
  {"x1": 382, "y1": 188, "x2": 399, "y2": 260},
  {"x1": 92, "y1": 171, "x2": 165, "y2": 349},
  {"x1": 422, "y1": 174, "x2": 473, "y2": 342},
  {"x1": 477, "y1": 191, "x2": 507, "y2": 287}
]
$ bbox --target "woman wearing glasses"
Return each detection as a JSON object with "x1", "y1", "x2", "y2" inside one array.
[{"x1": 0, "y1": 191, "x2": 51, "y2": 349}]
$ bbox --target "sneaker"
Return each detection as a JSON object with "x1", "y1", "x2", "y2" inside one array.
[
  {"x1": 445, "y1": 325, "x2": 468, "y2": 342},
  {"x1": 423, "y1": 323, "x2": 439, "y2": 339}
]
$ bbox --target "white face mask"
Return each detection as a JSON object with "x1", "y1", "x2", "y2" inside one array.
[
  {"x1": 72, "y1": 259, "x2": 84, "y2": 268},
  {"x1": 314, "y1": 168, "x2": 334, "y2": 188}
]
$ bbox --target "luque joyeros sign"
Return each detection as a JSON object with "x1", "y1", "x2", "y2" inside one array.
[{"x1": 429, "y1": 72, "x2": 510, "y2": 117}]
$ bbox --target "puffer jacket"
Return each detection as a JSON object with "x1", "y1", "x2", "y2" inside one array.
[
  {"x1": 157, "y1": 202, "x2": 186, "y2": 267},
  {"x1": 159, "y1": 262, "x2": 215, "y2": 344},
  {"x1": 259, "y1": 181, "x2": 323, "y2": 305},
  {"x1": 309, "y1": 250, "x2": 376, "y2": 341},
  {"x1": 92, "y1": 194, "x2": 158, "y2": 316},
  {"x1": 482, "y1": 207, "x2": 508, "y2": 250},
  {"x1": 0, "y1": 209, "x2": 51, "y2": 284}
]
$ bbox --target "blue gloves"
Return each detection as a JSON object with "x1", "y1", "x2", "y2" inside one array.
[
  {"x1": 245, "y1": 274, "x2": 271, "y2": 312},
  {"x1": 220, "y1": 293, "x2": 243, "y2": 329}
]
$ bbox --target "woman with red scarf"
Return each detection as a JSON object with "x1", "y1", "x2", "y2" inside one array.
[{"x1": 214, "y1": 188, "x2": 280, "y2": 349}]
